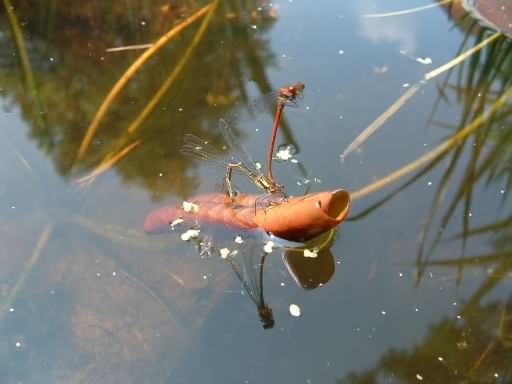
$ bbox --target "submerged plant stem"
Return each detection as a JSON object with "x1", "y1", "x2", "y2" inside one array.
[
  {"x1": 75, "y1": 4, "x2": 211, "y2": 162},
  {"x1": 0, "y1": 222, "x2": 54, "y2": 321},
  {"x1": 351, "y1": 85, "x2": 512, "y2": 200}
]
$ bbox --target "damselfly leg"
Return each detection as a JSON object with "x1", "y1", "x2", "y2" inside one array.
[{"x1": 180, "y1": 119, "x2": 286, "y2": 205}]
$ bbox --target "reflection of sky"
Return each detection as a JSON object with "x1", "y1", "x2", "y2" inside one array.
[{"x1": 355, "y1": 0, "x2": 417, "y2": 52}]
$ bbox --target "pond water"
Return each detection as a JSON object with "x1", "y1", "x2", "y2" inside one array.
[{"x1": 1, "y1": 1, "x2": 512, "y2": 383}]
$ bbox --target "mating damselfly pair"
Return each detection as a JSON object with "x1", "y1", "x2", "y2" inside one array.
[{"x1": 180, "y1": 82, "x2": 305, "y2": 202}]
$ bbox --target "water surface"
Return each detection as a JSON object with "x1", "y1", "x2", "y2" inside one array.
[{"x1": 1, "y1": 1, "x2": 511, "y2": 383}]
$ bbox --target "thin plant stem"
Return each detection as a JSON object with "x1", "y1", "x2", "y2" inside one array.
[
  {"x1": 2, "y1": 0, "x2": 46, "y2": 129},
  {"x1": 125, "y1": 0, "x2": 220, "y2": 135},
  {"x1": 92, "y1": 0, "x2": 220, "y2": 173},
  {"x1": 76, "y1": 139, "x2": 142, "y2": 185},
  {"x1": 75, "y1": 4, "x2": 211, "y2": 162},
  {"x1": 425, "y1": 32, "x2": 501, "y2": 80},
  {"x1": 351, "y1": 85, "x2": 512, "y2": 200},
  {"x1": 341, "y1": 84, "x2": 420, "y2": 159},
  {"x1": 362, "y1": 0, "x2": 452, "y2": 18},
  {"x1": 341, "y1": 32, "x2": 501, "y2": 160}
]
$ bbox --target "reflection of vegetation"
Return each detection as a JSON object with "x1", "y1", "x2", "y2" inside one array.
[
  {"x1": 348, "y1": 9, "x2": 512, "y2": 284},
  {"x1": 0, "y1": 1, "x2": 291, "y2": 201},
  {"x1": 338, "y1": 297, "x2": 512, "y2": 384},
  {"x1": 343, "y1": 204, "x2": 512, "y2": 382},
  {"x1": 415, "y1": 28, "x2": 512, "y2": 281},
  {"x1": 343, "y1": 7, "x2": 512, "y2": 382}
]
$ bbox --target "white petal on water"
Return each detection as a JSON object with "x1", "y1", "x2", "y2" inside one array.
[
  {"x1": 180, "y1": 229, "x2": 200, "y2": 241},
  {"x1": 304, "y1": 248, "x2": 318, "y2": 258},
  {"x1": 220, "y1": 248, "x2": 230, "y2": 259},
  {"x1": 276, "y1": 147, "x2": 294, "y2": 161},
  {"x1": 182, "y1": 201, "x2": 199, "y2": 213},
  {"x1": 416, "y1": 57, "x2": 432, "y2": 65},
  {"x1": 234, "y1": 235, "x2": 244, "y2": 244},
  {"x1": 263, "y1": 241, "x2": 274, "y2": 254},
  {"x1": 170, "y1": 218, "x2": 184, "y2": 228},
  {"x1": 289, "y1": 304, "x2": 301, "y2": 317}
]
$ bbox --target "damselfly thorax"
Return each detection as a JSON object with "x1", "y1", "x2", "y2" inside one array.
[{"x1": 180, "y1": 119, "x2": 285, "y2": 202}]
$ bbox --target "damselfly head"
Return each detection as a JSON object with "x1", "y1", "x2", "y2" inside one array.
[
  {"x1": 289, "y1": 82, "x2": 305, "y2": 95},
  {"x1": 278, "y1": 82, "x2": 305, "y2": 105}
]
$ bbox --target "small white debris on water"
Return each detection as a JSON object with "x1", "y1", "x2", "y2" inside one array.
[
  {"x1": 416, "y1": 57, "x2": 432, "y2": 65},
  {"x1": 290, "y1": 158, "x2": 299, "y2": 164},
  {"x1": 403, "y1": 83, "x2": 410, "y2": 88},
  {"x1": 280, "y1": 282, "x2": 286, "y2": 287},
  {"x1": 9, "y1": 307, "x2": 14, "y2": 313},
  {"x1": 276, "y1": 147, "x2": 294, "y2": 161},
  {"x1": 170, "y1": 218, "x2": 184, "y2": 228},
  {"x1": 263, "y1": 241, "x2": 274, "y2": 254},
  {"x1": 254, "y1": 162, "x2": 262, "y2": 170},
  {"x1": 468, "y1": 212, "x2": 472, "y2": 217},
  {"x1": 499, "y1": 189, "x2": 505, "y2": 194},
  {"x1": 304, "y1": 248, "x2": 318, "y2": 258},
  {"x1": 437, "y1": 356, "x2": 444, "y2": 362},
  {"x1": 182, "y1": 201, "x2": 199, "y2": 213},
  {"x1": 250, "y1": 24, "x2": 257, "y2": 30},
  {"x1": 234, "y1": 236, "x2": 244, "y2": 244},
  {"x1": 381, "y1": 310, "x2": 387, "y2": 315},
  {"x1": 15, "y1": 341, "x2": 22, "y2": 348},
  {"x1": 398, "y1": 272, "x2": 403, "y2": 277},
  {"x1": 416, "y1": 373, "x2": 423, "y2": 381},
  {"x1": 338, "y1": 49, "x2": 344, "y2": 55},
  {"x1": 180, "y1": 229, "x2": 200, "y2": 241},
  {"x1": 289, "y1": 304, "x2": 301, "y2": 317},
  {"x1": 159, "y1": 172, "x2": 164, "y2": 177},
  {"x1": 373, "y1": 66, "x2": 388, "y2": 74},
  {"x1": 112, "y1": 271, "x2": 117, "y2": 277},
  {"x1": 415, "y1": 307, "x2": 419, "y2": 312},
  {"x1": 494, "y1": 373, "x2": 499, "y2": 378},
  {"x1": 220, "y1": 248, "x2": 230, "y2": 259},
  {"x1": 452, "y1": 301, "x2": 457, "y2": 306},
  {"x1": 427, "y1": 181, "x2": 433, "y2": 186}
]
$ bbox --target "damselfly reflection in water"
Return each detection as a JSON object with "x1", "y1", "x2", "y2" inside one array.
[
  {"x1": 180, "y1": 118, "x2": 285, "y2": 204},
  {"x1": 223, "y1": 238, "x2": 275, "y2": 329}
]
